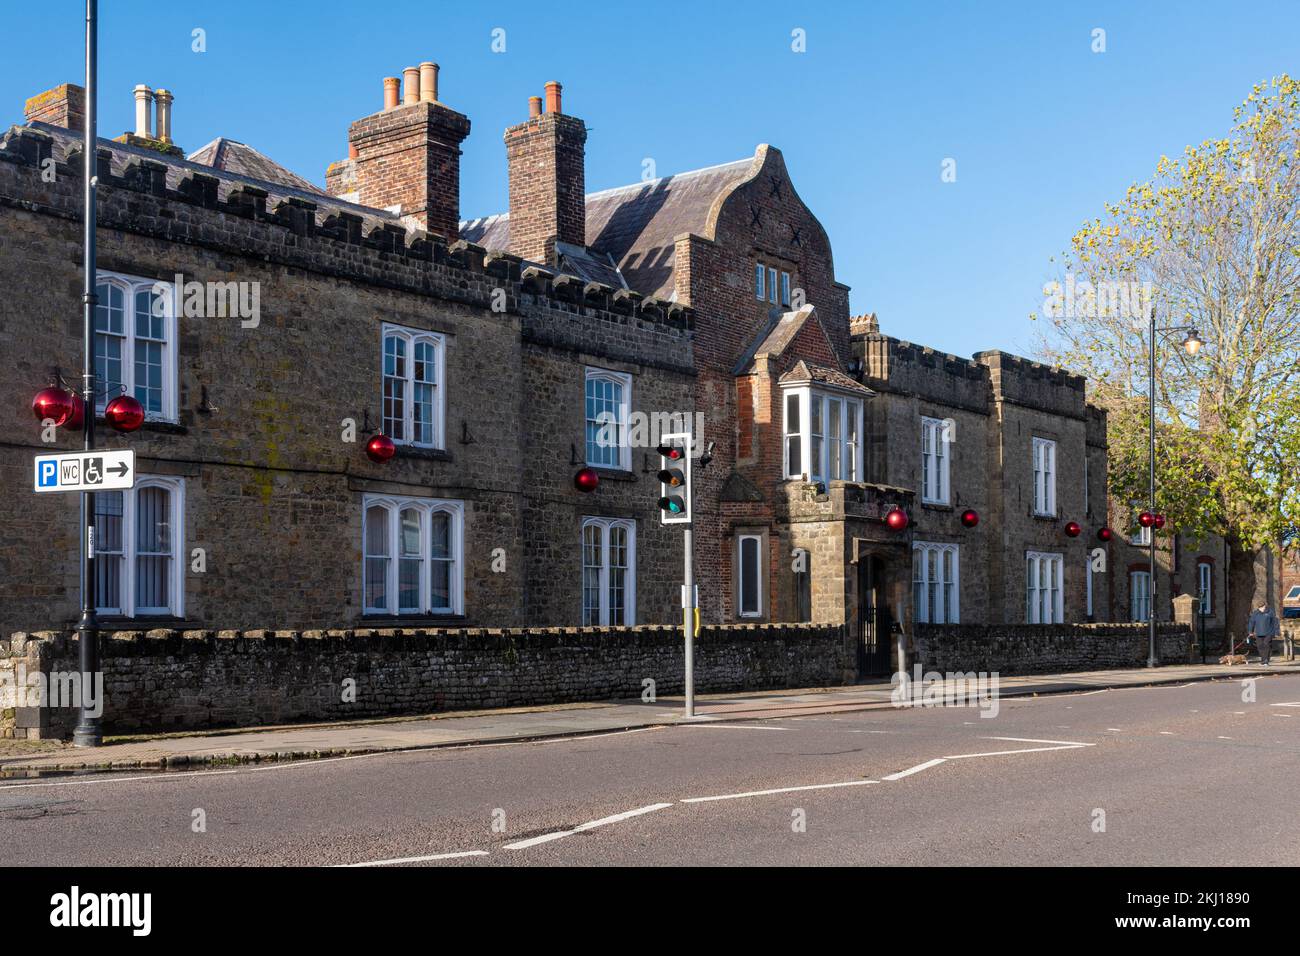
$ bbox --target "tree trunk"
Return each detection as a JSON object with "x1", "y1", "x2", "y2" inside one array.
[{"x1": 1225, "y1": 534, "x2": 1259, "y2": 651}]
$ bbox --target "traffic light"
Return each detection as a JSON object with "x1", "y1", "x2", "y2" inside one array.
[{"x1": 656, "y1": 432, "x2": 692, "y2": 525}]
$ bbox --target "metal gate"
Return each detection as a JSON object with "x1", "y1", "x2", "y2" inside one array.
[{"x1": 857, "y1": 557, "x2": 891, "y2": 677}]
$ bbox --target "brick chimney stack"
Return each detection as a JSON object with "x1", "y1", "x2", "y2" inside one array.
[
  {"x1": 336, "y1": 63, "x2": 471, "y2": 238},
  {"x1": 504, "y1": 81, "x2": 587, "y2": 264},
  {"x1": 24, "y1": 83, "x2": 86, "y2": 130}
]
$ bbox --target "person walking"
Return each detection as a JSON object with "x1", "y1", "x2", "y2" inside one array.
[{"x1": 1247, "y1": 600, "x2": 1280, "y2": 666}]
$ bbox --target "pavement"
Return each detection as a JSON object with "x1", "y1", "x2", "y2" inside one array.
[
  {"x1": 2, "y1": 670, "x2": 1297, "y2": 866},
  {"x1": 2, "y1": 657, "x2": 1294, "y2": 775}
]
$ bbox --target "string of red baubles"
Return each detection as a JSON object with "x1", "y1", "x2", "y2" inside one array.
[
  {"x1": 32, "y1": 385, "x2": 144, "y2": 433},
  {"x1": 881, "y1": 505, "x2": 1165, "y2": 540}
]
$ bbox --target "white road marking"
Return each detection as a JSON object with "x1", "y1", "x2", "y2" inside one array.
[
  {"x1": 1076, "y1": 690, "x2": 1109, "y2": 697},
  {"x1": 983, "y1": 736, "x2": 1094, "y2": 747},
  {"x1": 1270, "y1": 702, "x2": 1300, "y2": 708},
  {"x1": 340, "y1": 850, "x2": 489, "y2": 867},
  {"x1": 945, "y1": 745, "x2": 1089, "y2": 759},
  {"x1": 1272, "y1": 713, "x2": 1295, "y2": 719},
  {"x1": 503, "y1": 802, "x2": 673, "y2": 850},
  {"x1": 1106, "y1": 728, "x2": 1124, "y2": 732},
  {"x1": 1160, "y1": 731, "x2": 1175, "y2": 735},
  {"x1": 883, "y1": 758, "x2": 947, "y2": 780},
  {"x1": 1218, "y1": 736, "x2": 1234, "y2": 740},
  {"x1": 0, "y1": 768, "x2": 239, "y2": 790},
  {"x1": 679, "y1": 723, "x2": 789, "y2": 731},
  {"x1": 682, "y1": 779, "x2": 877, "y2": 803}
]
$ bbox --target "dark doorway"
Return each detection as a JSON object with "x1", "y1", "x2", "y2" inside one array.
[{"x1": 857, "y1": 556, "x2": 891, "y2": 677}]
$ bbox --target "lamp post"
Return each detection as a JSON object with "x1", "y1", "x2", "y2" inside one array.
[
  {"x1": 71, "y1": 0, "x2": 102, "y2": 747},
  {"x1": 1146, "y1": 306, "x2": 1203, "y2": 667}
]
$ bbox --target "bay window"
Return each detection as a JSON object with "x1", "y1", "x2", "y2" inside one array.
[{"x1": 782, "y1": 387, "x2": 864, "y2": 482}]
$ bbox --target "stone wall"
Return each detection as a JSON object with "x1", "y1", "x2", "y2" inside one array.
[
  {"x1": 3, "y1": 623, "x2": 848, "y2": 738},
  {"x1": 912, "y1": 622, "x2": 1192, "y2": 676}
]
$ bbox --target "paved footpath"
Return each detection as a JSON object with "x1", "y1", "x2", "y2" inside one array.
[{"x1": 2, "y1": 659, "x2": 1294, "y2": 775}]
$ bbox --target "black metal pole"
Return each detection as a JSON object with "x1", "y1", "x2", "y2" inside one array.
[
  {"x1": 1148, "y1": 307, "x2": 1158, "y2": 667},
  {"x1": 73, "y1": 0, "x2": 101, "y2": 747}
]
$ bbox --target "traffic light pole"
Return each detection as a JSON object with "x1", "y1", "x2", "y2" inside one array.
[
  {"x1": 683, "y1": 525, "x2": 695, "y2": 718},
  {"x1": 73, "y1": 0, "x2": 102, "y2": 748}
]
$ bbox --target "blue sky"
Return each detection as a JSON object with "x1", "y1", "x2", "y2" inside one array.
[{"x1": 4, "y1": 1, "x2": 1297, "y2": 358}]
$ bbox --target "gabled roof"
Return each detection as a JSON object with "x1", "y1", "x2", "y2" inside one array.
[
  {"x1": 461, "y1": 156, "x2": 756, "y2": 299},
  {"x1": 188, "y1": 137, "x2": 325, "y2": 195}
]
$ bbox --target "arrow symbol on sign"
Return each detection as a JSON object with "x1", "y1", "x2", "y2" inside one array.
[{"x1": 110, "y1": 461, "x2": 130, "y2": 478}]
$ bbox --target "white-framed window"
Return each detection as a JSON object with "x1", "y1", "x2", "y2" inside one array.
[
  {"x1": 1086, "y1": 557, "x2": 1094, "y2": 618},
  {"x1": 1130, "y1": 570, "x2": 1151, "y2": 622},
  {"x1": 920, "y1": 417, "x2": 951, "y2": 505},
  {"x1": 1084, "y1": 456, "x2": 1090, "y2": 516},
  {"x1": 1032, "y1": 437, "x2": 1056, "y2": 516},
  {"x1": 585, "y1": 367, "x2": 632, "y2": 471},
  {"x1": 94, "y1": 476, "x2": 185, "y2": 617},
  {"x1": 782, "y1": 387, "x2": 863, "y2": 482},
  {"x1": 363, "y1": 495, "x2": 464, "y2": 615},
  {"x1": 913, "y1": 542, "x2": 959, "y2": 624},
  {"x1": 767, "y1": 267, "x2": 778, "y2": 304},
  {"x1": 1198, "y1": 562, "x2": 1214, "y2": 615},
  {"x1": 780, "y1": 271, "x2": 791, "y2": 307},
  {"x1": 94, "y1": 272, "x2": 178, "y2": 422},
  {"x1": 381, "y1": 324, "x2": 445, "y2": 448},
  {"x1": 1026, "y1": 551, "x2": 1063, "y2": 623},
  {"x1": 754, "y1": 263, "x2": 765, "y2": 301},
  {"x1": 1130, "y1": 523, "x2": 1152, "y2": 546},
  {"x1": 582, "y1": 517, "x2": 636, "y2": 625},
  {"x1": 737, "y1": 533, "x2": 764, "y2": 618}
]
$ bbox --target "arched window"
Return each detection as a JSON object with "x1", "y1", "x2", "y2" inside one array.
[
  {"x1": 95, "y1": 272, "x2": 176, "y2": 420},
  {"x1": 362, "y1": 496, "x2": 463, "y2": 615},
  {"x1": 381, "y1": 324, "x2": 445, "y2": 448},
  {"x1": 94, "y1": 476, "x2": 185, "y2": 617}
]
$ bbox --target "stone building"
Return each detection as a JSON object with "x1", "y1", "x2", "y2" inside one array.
[{"x1": 0, "y1": 65, "x2": 1227, "y2": 678}]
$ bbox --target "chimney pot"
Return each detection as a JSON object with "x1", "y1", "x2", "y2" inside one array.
[
  {"x1": 383, "y1": 77, "x2": 400, "y2": 110},
  {"x1": 544, "y1": 80, "x2": 562, "y2": 115},
  {"x1": 419, "y1": 62, "x2": 439, "y2": 103},
  {"x1": 528, "y1": 96, "x2": 542, "y2": 119},
  {"x1": 153, "y1": 88, "x2": 173, "y2": 144},
  {"x1": 403, "y1": 67, "x2": 419, "y2": 105},
  {"x1": 133, "y1": 84, "x2": 154, "y2": 138}
]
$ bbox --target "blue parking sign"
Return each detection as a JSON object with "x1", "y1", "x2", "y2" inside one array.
[{"x1": 37, "y1": 459, "x2": 57, "y2": 488}]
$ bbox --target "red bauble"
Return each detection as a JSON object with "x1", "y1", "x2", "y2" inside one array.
[
  {"x1": 32, "y1": 387, "x2": 76, "y2": 426},
  {"x1": 65, "y1": 394, "x2": 85, "y2": 429},
  {"x1": 1153, "y1": 514, "x2": 1167, "y2": 530},
  {"x1": 1097, "y1": 526, "x2": 1113, "y2": 542},
  {"x1": 365, "y1": 434, "x2": 396, "y2": 462},
  {"x1": 1138, "y1": 511, "x2": 1155, "y2": 528},
  {"x1": 960, "y1": 509, "x2": 979, "y2": 528},
  {"x1": 104, "y1": 394, "x2": 145, "y2": 433},
  {"x1": 884, "y1": 507, "x2": 909, "y2": 531},
  {"x1": 573, "y1": 467, "x2": 600, "y2": 493},
  {"x1": 1064, "y1": 521, "x2": 1081, "y2": 537}
]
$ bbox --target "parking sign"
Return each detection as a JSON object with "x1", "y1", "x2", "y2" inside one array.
[{"x1": 33, "y1": 450, "x2": 135, "y2": 493}]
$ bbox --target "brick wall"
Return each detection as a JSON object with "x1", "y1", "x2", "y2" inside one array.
[
  {"x1": 913, "y1": 622, "x2": 1192, "y2": 675},
  {"x1": 3, "y1": 623, "x2": 849, "y2": 738}
]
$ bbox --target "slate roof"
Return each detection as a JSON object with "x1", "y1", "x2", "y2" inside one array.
[
  {"x1": 24, "y1": 122, "x2": 397, "y2": 235},
  {"x1": 187, "y1": 137, "x2": 326, "y2": 195},
  {"x1": 461, "y1": 156, "x2": 755, "y2": 299},
  {"x1": 779, "y1": 360, "x2": 874, "y2": 395}
]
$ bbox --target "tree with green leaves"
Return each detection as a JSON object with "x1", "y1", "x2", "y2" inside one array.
[{"x1": 1036, "y1": 74, "x2": 1300, "y2": 638}]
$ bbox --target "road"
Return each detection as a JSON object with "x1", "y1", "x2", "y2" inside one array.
[{"x1": 2, "y1": 674, "x2": 1297, "y2": 866}]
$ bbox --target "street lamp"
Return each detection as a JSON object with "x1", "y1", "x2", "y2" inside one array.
[{"x1": 1145, "y1": 307, "x2": 1202, "y2": 667}]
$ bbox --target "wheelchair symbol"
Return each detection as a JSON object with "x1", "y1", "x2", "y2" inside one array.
[{"x1": 84, "y1": 457, "x2": 103, "y2": 485}]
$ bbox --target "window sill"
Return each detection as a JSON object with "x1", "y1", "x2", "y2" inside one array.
[
  {"x1": 920, "y1": 501, "x2": 953, "y2": 511},
  {"x1": 359, "y1": 614, "x2": 467, "y2": 625},
  {"x1": 96, "y1": 616, "x2": 192, "y2": 628},
  {"x1": 95, "y1": 415, "x2": 187, "y2": 436},
  {"x1": 591, "y1": 467, "x2": 636, "y2": 482},
  {"x1": 1031, "y1": 512, "x2": 1058, "y2": 521},
  {"x1": 393, "y1": 445, "x2": 453, "y2": 462}
]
